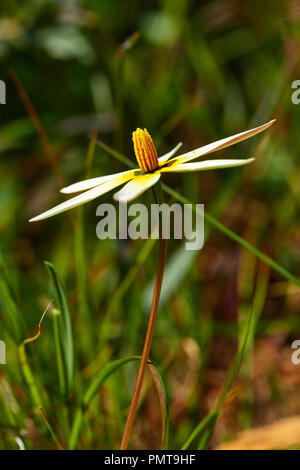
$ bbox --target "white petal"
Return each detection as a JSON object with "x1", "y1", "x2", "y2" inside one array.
[
  {"x1": 158, "y1": 142, "x2": 182, "y2": 164},
  {"x1": 113, "y1": 173, "x2": 161, "y2": 203},
  {"x1": 60, "y1": 169, "x2": 136, "y2": 194},
  {"x1": 161, "y1": 158, "x2": 255, "y2": 173},
  {"x1": 29, "y1": 172, "x2": 135, "y2": 222},
  {"x1": 170, "y1": 120, "x2": 276, "y2": 165}
]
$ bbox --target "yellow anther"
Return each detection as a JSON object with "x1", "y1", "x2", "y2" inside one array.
[{"x1": 132, "y1": 128, "x2": 159, "y2": 173}]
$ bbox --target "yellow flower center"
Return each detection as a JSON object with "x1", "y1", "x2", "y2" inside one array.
[{"x1": 132, "y1": 128, "x2": 159, "y2": 173}]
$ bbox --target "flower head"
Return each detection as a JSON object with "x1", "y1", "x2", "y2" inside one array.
[
  {"x1": 29, "y1": 120, "x2": 275, "y2": 222},
  {"x1": 132, "y1": 128, "x2": 159, "y2": 173}
]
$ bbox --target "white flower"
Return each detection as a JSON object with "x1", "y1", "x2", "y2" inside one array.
[{"x1": 29, "y1": 120, "x2": 275, "y2": 222}]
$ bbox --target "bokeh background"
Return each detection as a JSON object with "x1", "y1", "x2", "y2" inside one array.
[{"x1": 1, "y1": 0, "x2": 300, "y2": 450}]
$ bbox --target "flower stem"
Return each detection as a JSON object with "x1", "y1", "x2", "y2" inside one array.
[{"x1": 120, "y1": 186, "x2": 168, "y2": 450}]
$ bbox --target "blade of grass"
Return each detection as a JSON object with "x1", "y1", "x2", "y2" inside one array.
[
  {"x1": 45, "y1": 262, "x2": 74, "y2": 394},
  {"x1": 52, "y1": 308, "x2": 66, "y2": 395},
  {"x1": 0, "y1": 382, "x2": 22, "y2": 450},
  {"x1": 0, "y1": 251, "x2": 24, "y2": 342},
  {"x1": 181, "y1": 409, "x2": 219, "y2": 450},
  {"x1": 39, "y1": 407, "x2": 64, "y2": 450},
  {"x1": 99, "y1": 237, "x2": 156, "y2": 350},
  {"x1": 147, "y1": 362, "x2": 169, "y2": 450},
  {"x1": 96, "y1": 139, "x2": 135, "y2": 169},
  {"x1": 181, "y1": 262, "x2": 270, "y2": 450},
  {"x1": 9, "y1": 68, "x2": 64, "y2": 185},
  {"x1": 69, "y1": 356, "x2": 139, "y2": 449},
  {"x1": 197, "y1": 265, "x2": 269, "y2": 449},
  {"x1": 74, "y1": 128, "x2": 99, "y2": 352},
  {"x1": 115, "y1": 31, "x2": 140, "y2": 150},
  {"x1": 69, "y1": 356, "x2": 167, "y2": 450},
  {"x1": 0, "y1": 379, "x2": 16, "y2": 429}
]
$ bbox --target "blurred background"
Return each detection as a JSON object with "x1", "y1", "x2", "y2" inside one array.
[{"x1": 1, "y1": 0, "x2": 300, "y2": 450}]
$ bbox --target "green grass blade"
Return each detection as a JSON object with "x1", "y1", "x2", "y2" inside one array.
[
  {"x1": 99, "y1": 237, "x2": 156, "y2": 350},
  {"x1": 83, "y1": 356, "x2": 139, "y2": 408},
  {"x1": 52, "y1": 309, "x2": 66, "y2": 395},
  {"x1": 39, "y1": 407, "x2": 64, "y2": 450},
  {"x1": 74, "y1": 128, "x2": 99, "y2": 351},
  {"x1": 181, "y1": 410, "x2": 218, "y2": 450},
  {"x1": 69, "y1": 356, "x2": 168, "y2": 450},
  {"x1": 45, "y1": 261, "x2": 74, "y2": 393},
  {"x1": 69, "y1": 356, "x2": 139, "y2": 449},
  {"x1": 0, "y1": 252, "x2": 24, "y2": 342},
  {"x1": 182, "y1": 263, "x2": 270, "y2": 450}
]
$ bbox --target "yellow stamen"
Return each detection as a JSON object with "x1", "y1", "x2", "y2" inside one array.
[{"x1": 132, "y1": 128, "x2": 159, "y2": 173}]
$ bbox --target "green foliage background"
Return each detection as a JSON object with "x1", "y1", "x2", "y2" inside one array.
[{"x1": 1, "y1": 0, "x2": 300, "y2": 450}]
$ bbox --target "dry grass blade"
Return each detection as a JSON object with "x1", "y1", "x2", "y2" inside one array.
[
  {"x1": 9, "y1": 68, "x2": 64, "y2": 185},
  {"x1": 19, "y1": 301, "x2": 53, "y2": 409},
  {"x1": 147, "y1": 362, "x2": 169, "y2": 450},
  {"x1": 21, "y1": 300, "x2": 53, "y2": 346}
]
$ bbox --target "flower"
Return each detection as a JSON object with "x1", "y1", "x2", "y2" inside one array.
[{"x1": 29, "y1": 120, "x2": 275, "y2": 222}]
